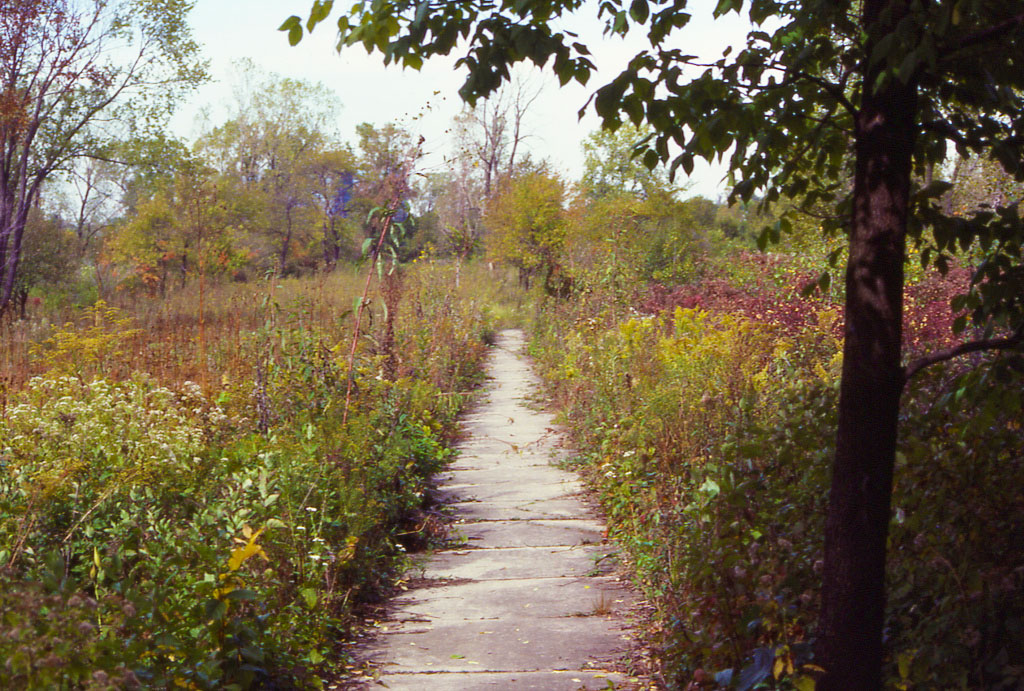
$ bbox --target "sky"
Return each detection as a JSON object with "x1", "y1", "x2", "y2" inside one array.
[{"x1": 173, "y1": 1, "x2": 753, "y2": 200}]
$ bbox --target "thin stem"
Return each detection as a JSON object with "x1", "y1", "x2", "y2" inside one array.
[{"x1": 341, "y1": 210, "x2": 396, "y2": 425}]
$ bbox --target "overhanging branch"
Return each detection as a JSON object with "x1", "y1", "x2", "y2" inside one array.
[
  {"x1": 903, "y1": 324, "x2": 1024, "y2": 383},
  {"x1": 944, "y1": 12, "x2": 1024, "y2": 56}
]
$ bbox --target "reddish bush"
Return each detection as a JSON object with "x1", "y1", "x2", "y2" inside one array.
[{"x1": 643, "y1": 259, "x2": 973, "y2": 355}]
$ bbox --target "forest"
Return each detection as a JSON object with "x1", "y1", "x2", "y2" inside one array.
[{"x1": 1, "y1": 0, "x2": 1023, "y2": 689}]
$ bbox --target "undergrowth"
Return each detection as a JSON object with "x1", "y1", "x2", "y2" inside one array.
[
  {"x1": 530, "y1": 258, "x2": 1023, "y2": 690},
  {"x1": 0, "y1": 260, "x2": 504, "y2": 688}
]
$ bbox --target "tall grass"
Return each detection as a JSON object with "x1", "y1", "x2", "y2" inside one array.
[{"x1": 0, "y1": 260, "x2": 497, "y2": 688}]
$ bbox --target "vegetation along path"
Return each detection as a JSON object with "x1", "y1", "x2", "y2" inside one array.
[{"x1": 359, "y1": 329, "x2": 648, "y2": 689}]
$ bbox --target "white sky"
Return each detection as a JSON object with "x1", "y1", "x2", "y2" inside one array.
[{"x1": 173, "y1": 1, "x2": 752, "y2": 200}]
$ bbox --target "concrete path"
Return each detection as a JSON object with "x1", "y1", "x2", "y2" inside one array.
[{"x1": 359, "y1": 329, "x2": 646, "y2": 689}]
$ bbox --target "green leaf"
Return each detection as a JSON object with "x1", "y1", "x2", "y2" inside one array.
[
  {"x1": 713, "y1": 0, "x2": 742, "y2": 17},
  {"x1": 629, "y1": 0, "x2": 649, "y2": 24},
  {"x1": 300, "y1": 587, "x2": 318, "y2": 609},
  {"x1": 204, "y1": 598, "x2": 228, "y2": 622},
  {"x1": 279, "y1": 15, "x2": 300, "y2": 33},
  {"x1": 699, "y1": 478, "x2": 720, "y2": 497},
  {"x1": 414, "y1": 1, "x2": 429, "y2": 25},
  {"x1": 225, "y1": 588, "x2": 257, "y2": 601},
  {"x1": 818, "y1": 271, "x2": 831, "y2": 293},
  {"x1": 897, "y1": 50, "x2": 919, "y2": 84},
  {"x1": 307, "y1": 0, "x2": 335, "y2": 32},
  {"x1": 279, "y1": 16, "x2": 304, "y2": 46},
  {"x1": 793, "y1": 676, "x2": 816, "y2": 691}
]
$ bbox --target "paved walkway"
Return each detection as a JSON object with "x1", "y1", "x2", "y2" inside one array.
[{"x1": 359, "y1": 329, "x2": 645, "y2": 689}]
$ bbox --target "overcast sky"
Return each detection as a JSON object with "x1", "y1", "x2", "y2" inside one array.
[{"x1": 173, "y1": 1, "x2": 752, "y2": 200}]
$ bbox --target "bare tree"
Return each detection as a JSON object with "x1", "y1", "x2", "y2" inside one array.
[
  {"x1": 0, "y1": 0, "x2": 205, "y2": 313},
  {"x1": 435, "y1": 157, "x2": 484, "y2": 264},
  {"x1": 63, "y1": 157, "x2": 122, "y2": 255},
  {"x1": 453, "y1": 74, "x2": 541, "y2": 197}
]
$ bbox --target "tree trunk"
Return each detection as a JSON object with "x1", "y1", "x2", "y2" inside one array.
[
  {"x1": 817, "y1": 2, "x2": 917, "y2": 687},
  {"x1": 180, "y1": 252, "x2": 189, "y2": 289},
  {"x1": 0, "y1": 204, "x2": 31, "y2": 314}
]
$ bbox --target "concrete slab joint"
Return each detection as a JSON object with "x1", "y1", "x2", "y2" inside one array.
[{"x1": 357, "y1": 329, "x2": 648, "y2": 690}]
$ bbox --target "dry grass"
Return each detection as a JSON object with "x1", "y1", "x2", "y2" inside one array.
[{"x1": 0, "y1": 269, "x2": 368, "y2": 395}]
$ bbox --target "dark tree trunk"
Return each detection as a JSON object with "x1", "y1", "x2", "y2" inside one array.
[
  {"x1": 517, "y1": 266, "x2": 532, "y2": 290},
  {"x1": 321, "y1": 219, "x2": 342, "y2": 268},
  {"x1": 0, "y1": 204, "x2": 31, "y2": 313},
  {"x1": 817, "y1": 1, "x2": 917, "y2": 687},
  {"x1": 321, "y1": 220, "x2": 336, "y2": 268}
]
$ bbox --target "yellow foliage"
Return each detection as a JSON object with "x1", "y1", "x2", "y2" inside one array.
[
  {"x1": 31, "y1": 301, "x2": 140, "y2": 378},
  {"x1": 227, "y1": 526, "x2": 267, "y2": 572},
  {"x1": 484, "y1": 171, "x2": 567, "y2": 273},
  {"x1": 214, "y1": 525, "x2": 268, "y2": 600}
]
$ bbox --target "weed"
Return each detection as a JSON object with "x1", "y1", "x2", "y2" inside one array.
[{"x1": 0, "y1": 261, "x2": 495, "y2": 687}]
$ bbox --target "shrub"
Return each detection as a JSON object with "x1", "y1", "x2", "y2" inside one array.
[{"x1": 530, "y1": 267, "x2": 1022, "y2": 689}]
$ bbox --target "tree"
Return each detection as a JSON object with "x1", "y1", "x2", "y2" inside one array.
[
  {"x1": 422, "y1": 157, "x2": 485, "y2": 261},
  {"x1": 452, "y1": 75, "x2": 540, "y2": 197},
  {"x1": 0, "y1": 0, "x2": 206, "y2": 314},
  {"x1": 352, "y1": 122, "x2": 424, "y2": 258},
  {"x1": 287, "y1": 0, "x2": 1024, "y2": 686},
  {"x1": 580, "y1": 123, "x2": 672, "y2": 199},
  {"x1": 484, "y1": 170, "x2": 567, "y2": 291},
  {"x1": 60, "y1": 155, "x2": 123, "y2": 257},
  {"x1": 108, "y1": 156, "x2": 232, "y2": 294},
  {"x1": 942, "y1": 152, "x2": 1024, "y2": 219},
  {"x1": 307, "y1": 147, "x2": 359, "y2": 267},
  {"x1": 200, "y1": 64, "x2": 340, "y2": 275},
  {"x1": 108, "y1": 157, "x2": 246, "y2": 294},
  {"x1": 354, "y1": 122, "x2": 413, "y2": 203},
  {"x1": 15, "y1": 206, "x2": 77, "y2": 315}
]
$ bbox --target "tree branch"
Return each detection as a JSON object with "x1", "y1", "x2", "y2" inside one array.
[
  {"x1": 903, "y1": 325, "x2": 1024, "y2": 383},
  {"x1": 728, "y1": 61, "x2": 858, "y2": 118},
  {"x1": 944, "y1": 12, "x2": 1024, "y2": 56}
]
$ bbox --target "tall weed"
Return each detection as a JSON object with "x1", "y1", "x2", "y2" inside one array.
[{"x1": 0, "y1": 261, "x2": 492, "y2": 688}]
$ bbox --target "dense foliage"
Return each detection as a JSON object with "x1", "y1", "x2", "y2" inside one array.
[
  {"x1": 2, "y1": 1, "x2": 1022, "y2": 687},
  {"x1": 529, "y1": 249, "x2": 1024, "y2": 689},
  {"x1": 0, "y1": 262, "x2": 501, "y2": 688}
]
